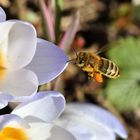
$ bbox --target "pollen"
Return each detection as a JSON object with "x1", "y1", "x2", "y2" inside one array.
[
  {"x1": 0, "y1": 126, "x2": 29, "y2": 140},
  {"x1": 0, "y1": 50, "x2": 6, "y2": 80}
]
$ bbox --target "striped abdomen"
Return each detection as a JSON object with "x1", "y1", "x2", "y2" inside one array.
[{"x1": 97, "y1": 57, "x2": 120, "y2": 78}]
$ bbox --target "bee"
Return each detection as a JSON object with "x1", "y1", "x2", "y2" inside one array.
[{"x1": 69, "y1": 51, "x2": 120, "y2": 83}]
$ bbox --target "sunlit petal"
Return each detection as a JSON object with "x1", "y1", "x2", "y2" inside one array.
[
  {"x1": 0, "y1": 20, "x2": 36, "y2": 70},
  {"x1": 25, "y1": 122, "x2": 76, "y2": 140},
  {"x1": 7, "y1": 20, "x2": 37, "y2": 70},
  {"x1": 12, "y1": 91, "x2": 65, "y2": 122},
  {"x1": 0, "y1": 21, "x2": 14, "y2": 49},
  {"x1": 26, "y1": 38, "x2": 68, "y2": 85},
  {"x1": 0, "y1": 69, "x2": 38, "y2": 100}
]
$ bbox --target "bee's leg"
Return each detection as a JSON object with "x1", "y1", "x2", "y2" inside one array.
[
  {"x1": 82, "y1": 65, "x2": 93, "y2": 72},
  {"x1": 88, "y1": 72, "x2": 94, "y2": 77},
  {"x1": 94, "y1": 72, "x2": 103, "y2": 83},
  {"x1": 87, "y1": 69, "x2": 95, "y2": 80}
]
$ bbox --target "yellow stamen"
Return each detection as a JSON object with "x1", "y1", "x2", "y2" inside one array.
[
  {"x1": 0, "y1": 126, "x2": 29, "y2": 140},
  {"x1": 0, "y1": 50, "x2": 6, "y2": 80}
]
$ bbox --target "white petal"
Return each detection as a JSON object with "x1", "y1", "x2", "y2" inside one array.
[
  {"x1": 26, "y1": 38, "x2": 68, "y2": 85},
  {"x1": 46, "y1": 125, "x2": 76, "y2": 140},
  {"x1": 12, "y1": 91, "x2": 65, "y2": 122},
  {"x1": 27, "y1": 122, "x2": 52, "y2": 140},
  {"x1": 69, "y1": 103, "x2": 127, "y2": 139},
  {"x1": 0, "y1": 20, "x2": 37, "y2": 70},
  {"x1": 57, "y1": 103, "x2": 127, "y2": 139},
  {"x1": 0, "y1": 7, "x2": 6, "y2": 22},
  {"x1": 0, "y1": 69, "x2": 38, "y2": 101},
  {"x1": 26, "y1": 122, "x2": 76, "y2": 140},
  {"x1": 0, "y1": 21, "x2": 14, "y2": 47},
  {"x1": 56, "y1": 106, "x2": 115, "y2": 140},
  {"x1": 0, "y1": 115, "x2": 76, "y2": 140},
  {"x1": 0, "y1": 114, "x2": 29, "y2": 130},
  {"x1": 0, "y1": 93, "x2": 13, "y2": 109}
]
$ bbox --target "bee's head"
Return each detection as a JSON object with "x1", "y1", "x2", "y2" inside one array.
[
  {"x1": 67, "y1": 50, "x2": 87, "y2": 67},
  {"x1": 76, "y1": 52, "x2": 86, "y2": 67}
]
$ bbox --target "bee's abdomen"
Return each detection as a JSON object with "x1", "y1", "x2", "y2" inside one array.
[{"x1": 98, "y1": 58, "x2": 120, "y2": 78}]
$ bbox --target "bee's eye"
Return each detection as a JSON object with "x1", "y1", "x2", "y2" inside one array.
[{"x1": 79, "y1": 60, "x2": 84, "y2": 64}]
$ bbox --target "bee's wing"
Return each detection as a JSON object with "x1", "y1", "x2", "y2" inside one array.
[
  {"x1": 96, "y1": 44, "x2": 120, "y2": 55},
  {"x1": 96, "y1": 45, "x2": 110, "y2": 55},
  {"x1": 94, "y1": 72, "x2": 103, "y2": 83}
]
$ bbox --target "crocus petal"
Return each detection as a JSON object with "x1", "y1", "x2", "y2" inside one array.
[
  {"x1": 26, "y1": 122, "x2": 76, "y2": 140},
  {"x1": 26, "y1": 38, "x2": 68, "y2": 85},
  {"x1": 0, "y1": 21, "x2": 14, "y2": 45},
  {"x1": 56, "y1": 103, "x2": 127, "y2": 139},
  {"x1": 0, "y1": 20, "x2": 37, "y2": 70},
  {"x1": 0, "y1": 114, "x2": 29, "y2": 130},
  {"x1": 0, "y1": 7, "x2": 6, "y2": 22},
  {"x1": 68, "y1": 103, "x2": 127, "y2": 138},
  {"x1": 0, "y1": 115, "x2": 76, "y2": 140},
  {"x1": 56, "y1": 110, "x2": 115, "y2": 140},
  {"x1": 0, "y1": 69, "x2": 38, "y2": 101},
  {"x1": 48, "y1": 125, "x2": 76, "y2": 140},
  {"x1": 0, "y1": 93, "x2": 13, "y2": 109},
  {"x1": 12, "y1": 91, "x2": 65, "y2": 122}
]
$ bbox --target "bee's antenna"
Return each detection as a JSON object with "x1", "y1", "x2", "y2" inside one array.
[
  {"x1": 67, "y1": 58, "x2": 76, "y2": 63},
  {"x1": 72, "y1": 47, "x2": 78, "y2": 57},
  {"x1": 67, "y1": 47, "x2": 78, "y2": 63}
]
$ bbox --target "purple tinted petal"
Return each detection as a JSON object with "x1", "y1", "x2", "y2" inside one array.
[
  {"x1": 0, "y1": 90, "x2": 37, "y2": 110},
  {"x1": 56, "y1": 104, "x2": 116, "y2": 140},
  {"x1": 12, "y1": 91, "x2": 65, "y2": 123},
  {"x1": 0, "y1": 93, "x2": 13, "y2": 109},
  {"x1": 0, "y1": 7, "x2": 6, "y2": 22},
  {"x1": 65, "y1": 103, "x2": 128, "y2": 139},
  {"x1": 26, "y1": 38, "x2": 68, "y2": 85}
]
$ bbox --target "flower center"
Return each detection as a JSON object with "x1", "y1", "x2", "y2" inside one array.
[
  {"x1": 0, "y1": 127, "x2": 29, "y2": 140},
  {"x1": 0, "y1": 50, "x2": 6, "y2": 80}
]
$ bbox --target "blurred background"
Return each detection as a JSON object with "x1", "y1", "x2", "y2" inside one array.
[{"x1": 1, "y1": 0, "x2": 140, "y2": 139}]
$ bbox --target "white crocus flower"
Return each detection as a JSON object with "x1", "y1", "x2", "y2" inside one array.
[
  {"x1": 0, "y1": 7, "x2": 68, "y2": 108},
  {"x1": 0, "y1": 91, "x2": 76, "y2": 140},
  {"x1": 56, "y1": 103, "x2": 128, "y2": 140}
]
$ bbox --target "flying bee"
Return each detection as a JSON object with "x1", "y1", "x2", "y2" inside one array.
[{"x1": 68, "y1": 50, "x2": 120, "y2": 83}]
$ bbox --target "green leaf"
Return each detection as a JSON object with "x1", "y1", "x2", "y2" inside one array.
[{"x1": 105, "y1": 37, "x2": 140, "y2": 111}]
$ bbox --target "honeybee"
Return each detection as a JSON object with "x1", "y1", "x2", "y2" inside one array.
[{"x1": 69, "y1": 51, "x2": 120, "y2": 83}]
